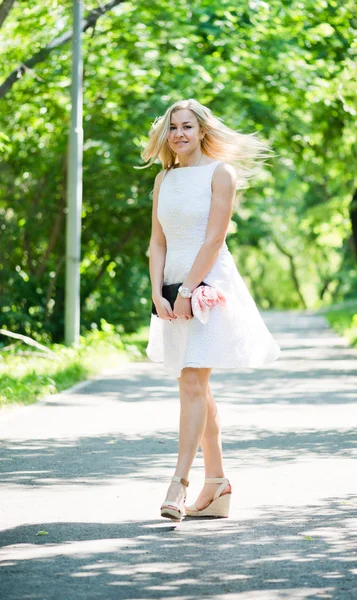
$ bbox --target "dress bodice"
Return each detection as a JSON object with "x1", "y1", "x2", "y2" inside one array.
[{"x1": 158, "y1": 161, "x2": 228, "y2": 284}]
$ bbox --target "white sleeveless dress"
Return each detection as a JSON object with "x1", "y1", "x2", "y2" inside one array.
[{"x1": 146, "y1": 160, "x2": 281, "y2": 377}]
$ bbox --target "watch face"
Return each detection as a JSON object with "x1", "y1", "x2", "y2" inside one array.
[{"x1": 180, "y1": 287, "x2": 190, "y2": 298}]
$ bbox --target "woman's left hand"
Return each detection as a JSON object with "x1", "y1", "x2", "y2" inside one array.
[{"x1": 173, "y1": 295, "x2": 193, "y2": 320}]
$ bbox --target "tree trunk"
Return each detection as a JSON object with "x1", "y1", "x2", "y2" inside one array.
[
  {"x1": 272, "y1": 236, "x2": 307, "y2": 309},
  {"x1": 350, "y1": 189, "x2": 357, "y2": 263},
  {"x1": 0, "y1": 0, "x2": 16, "y2": 29}
]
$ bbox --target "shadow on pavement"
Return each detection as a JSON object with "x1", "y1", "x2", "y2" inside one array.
[
  {"x1": 0, "y1": 424, "x2": 357, "y2": 488},
  {"x1": 0, "y1": 497, "x2": 356, "y2": 600},
  {"x1": 1, "y1": 309, "x2": 356, "y2": 598},
  {"x1": 48, "y1": 363, "x2": 357, "y2": 406}
]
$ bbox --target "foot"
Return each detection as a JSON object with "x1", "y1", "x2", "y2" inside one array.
[
  {"x1": 162, "y1": 479, "x2": 187, "y2": 511},
  {"x1": 191, "y1": 480, "x2": 232, "y2": 511}
]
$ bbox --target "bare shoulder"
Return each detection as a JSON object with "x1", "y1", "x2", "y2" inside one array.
[
  {"x1": 154, "y1": 169, "x2": 166, "y2": 187},
  {"x1": 212, "y1": 162, "x2": 237, "y2": 187},
  {"x1": 151, "y1": 169, "x2": 166, "y2": 201}
]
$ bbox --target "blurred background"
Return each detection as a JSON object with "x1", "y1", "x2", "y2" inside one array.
[{"x1": 0, "y1": 0, "x2": 356, "y2": 391}]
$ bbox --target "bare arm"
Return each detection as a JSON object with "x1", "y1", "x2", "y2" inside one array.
[
  {"x1": 149, "y1": 172, "x2": 176, "y2": 319},
  {"x1": 182, "y1": 163, "x2": 237, "y2": 291},
  {"x1": 149, "y1": 170, "x2": 166, "y2": 303}
]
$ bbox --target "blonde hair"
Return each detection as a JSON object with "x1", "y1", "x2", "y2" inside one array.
[{"x1": 139, "y1": 98, "x2": 272, "y2": 186}]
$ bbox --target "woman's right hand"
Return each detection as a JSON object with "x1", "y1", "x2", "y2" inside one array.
[{"x1": 153, "y1": 296, "x2": 176, "y2": 320}]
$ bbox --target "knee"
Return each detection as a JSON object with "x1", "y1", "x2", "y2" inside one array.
[{"x1": 180, "y1": 369, "x2": 208, "y2": 400}]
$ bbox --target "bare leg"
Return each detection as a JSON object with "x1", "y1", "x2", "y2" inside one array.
[
  {"x1": 201, "y1": 385, "x2": 224, "y2": 476},
  {"x1": 162, "y1": 367, "x2": 211, "y2": 508},
  {"x1": 192, "y1": 384, "x2": 231, "y2": 510}
]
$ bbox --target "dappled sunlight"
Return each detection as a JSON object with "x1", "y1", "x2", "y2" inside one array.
[
  {"x1": 0, "y1": 312, "x2": 356, "y2": 598},
  {"x1": 0, "y1": 433, "x2": 179, "y2": 487},
  {"x1": 223, "y1": 428, "x2": 357, "y2": 462},
  {"x1": 0, "y1": 497, "x2": 356, "y2": 599},
  {"x1": 1, "y1": 419, "x2": 357, "y2": 490}
]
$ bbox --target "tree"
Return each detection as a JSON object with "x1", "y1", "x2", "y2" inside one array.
[{"x1": 0, "y1": 0, "x2": 356, "y2": 341}]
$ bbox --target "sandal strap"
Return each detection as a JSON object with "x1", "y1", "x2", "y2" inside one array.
[
  {"x1": 161, "y1": 501, "x2": 182, "y2": 511},
  {"x1": 205, "y1": 477, "x2": 230, "y2": 500},
  {"x1": 171, "y1": 476, "x2": 189, "y2": 487}
]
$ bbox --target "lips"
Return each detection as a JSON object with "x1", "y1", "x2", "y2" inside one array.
[{"x1": 175, "y1": 141, "x2": 188, "y2": 145}]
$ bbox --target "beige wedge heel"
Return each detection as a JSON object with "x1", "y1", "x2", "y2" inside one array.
[
  {"x1": 185, "y1": 477, "x2": 232, "y2": 518},
  {"x1": 160, "y1": 476, "x2": 189, "y2": 522}
]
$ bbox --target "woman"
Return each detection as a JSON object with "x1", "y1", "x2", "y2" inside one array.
[{"x1": 142, "y1": 99, "x2": 280, "y2": 521}]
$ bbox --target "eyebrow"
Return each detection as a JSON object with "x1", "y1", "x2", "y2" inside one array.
[{"x1": 170, "y1": 121, "x2": 192, "y2": 125}]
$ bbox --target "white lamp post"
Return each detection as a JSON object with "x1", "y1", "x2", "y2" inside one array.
[{"x1": 65, "y1": 0, "x2": 83, "y2": 345}]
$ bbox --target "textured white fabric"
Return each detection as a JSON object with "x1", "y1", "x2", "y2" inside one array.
[{"x1": 146, "y1": 160, "x2": 281, "y2": 377}]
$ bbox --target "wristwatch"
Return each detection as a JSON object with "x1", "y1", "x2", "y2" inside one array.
[{"x1": 178, "y1": 285, "x2": 192, "y2": 299}]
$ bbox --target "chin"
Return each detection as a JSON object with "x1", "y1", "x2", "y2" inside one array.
[{"x1": 173, "y1": 146, "x2": 191, "y2": 155}]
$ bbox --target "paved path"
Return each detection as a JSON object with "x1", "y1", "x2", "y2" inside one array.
[{"x1": 0, "y1": 310, "x2": 356, "y2": 600}]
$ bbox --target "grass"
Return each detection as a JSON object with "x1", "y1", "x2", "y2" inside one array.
[
  {"x1": 3, "y1": 301, "x2": 356, "y2": 409},
  {"x1": 0, "y1": 323, "x2": 149, "y2": 408},
  {"x1": 324, "y1": 302, "x2": 357, "y2": 347}
]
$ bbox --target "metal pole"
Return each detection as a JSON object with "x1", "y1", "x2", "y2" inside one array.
[{"x1": 65, "y1": 0, "x2": 83, "y2": 346}]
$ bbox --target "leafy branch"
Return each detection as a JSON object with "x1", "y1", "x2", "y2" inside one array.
[{"x1": 0, "y1": 0, "x2": 124, "y2": 99}]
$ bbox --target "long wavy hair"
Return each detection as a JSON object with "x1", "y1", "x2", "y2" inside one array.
[{"x1": 139, "y1": 98, "x2": 272, "y2": 186}]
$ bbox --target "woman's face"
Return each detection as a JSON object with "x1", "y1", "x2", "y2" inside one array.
[{"x1": 167, "y1": 109, "x2": 204, "y2": 155}]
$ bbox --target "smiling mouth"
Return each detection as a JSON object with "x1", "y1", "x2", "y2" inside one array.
[{"x1": 175, "y1": 141, "x2": 188, "y2": 145}]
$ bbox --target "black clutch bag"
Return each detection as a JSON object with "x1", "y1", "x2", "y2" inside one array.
[{"x1": 151, "y1": 281, "x2": 208, "y2": 316}]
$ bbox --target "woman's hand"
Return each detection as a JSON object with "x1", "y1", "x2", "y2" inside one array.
[
  {"x1": 173, "y1": 295, "x2": 193, "y2": 320},
  {"x1": 154, "y1": 296, "x2": 176, "y2": 320}
]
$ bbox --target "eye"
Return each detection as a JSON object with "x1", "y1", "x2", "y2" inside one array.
[{"x1": 184, "y1": 126, "x2": 192, "y2": 129}]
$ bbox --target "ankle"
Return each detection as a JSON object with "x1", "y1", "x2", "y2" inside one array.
[
  {"x1": 204, "y1": 477, "x2": 231, "y2": 495},
  {"x1": 172, "y1": 475, "x2": 189, "y2": 488}
]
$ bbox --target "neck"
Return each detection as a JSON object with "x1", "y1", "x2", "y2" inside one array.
[{"x1": 177, "y1": 150, "x2": 203, "y2": 168}]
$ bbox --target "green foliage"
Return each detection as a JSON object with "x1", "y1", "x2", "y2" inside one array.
[
  {"x1": 325, "y1": 303, "x2": 357, "y2": 346},
  {"x1": 0, "y1": 323, "x2": 148, "y2": 406},
  {"x1": 0, "y1": 0, "x2": 356, "y2": 341}
]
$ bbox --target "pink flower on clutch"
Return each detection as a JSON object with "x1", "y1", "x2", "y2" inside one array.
[{"x1": 191, "y1": 285, "x2": 227, "y2": 324}]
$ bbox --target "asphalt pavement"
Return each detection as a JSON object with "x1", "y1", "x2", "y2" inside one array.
[{"x1": 0, "y1": 309, "x2": 356, "y2": 600}]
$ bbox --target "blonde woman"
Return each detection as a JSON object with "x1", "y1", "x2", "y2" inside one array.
[{"x1": 143, "y1": 99, "x2": 280, "y2": 521}]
